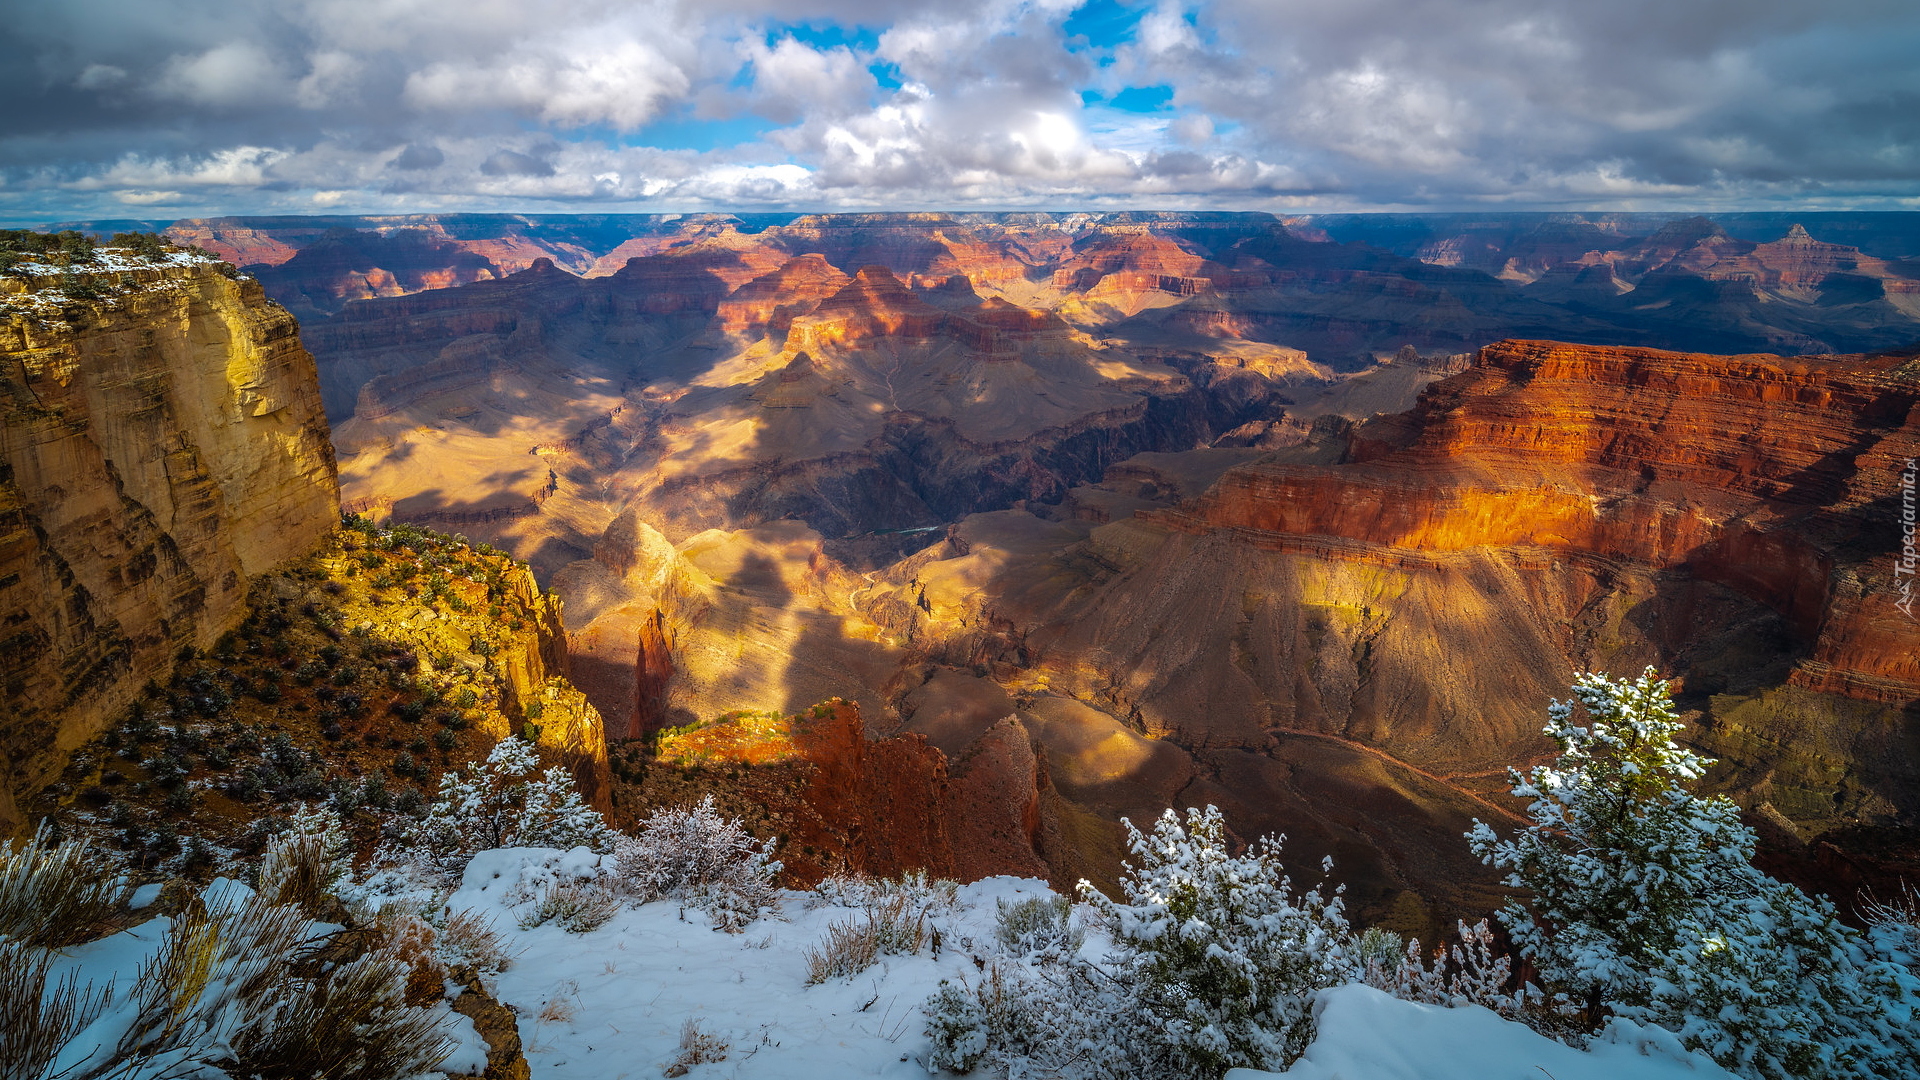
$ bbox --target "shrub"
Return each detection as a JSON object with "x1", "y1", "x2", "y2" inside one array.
[
  {"x1": 1087, "y1": 806, "x2": 1354, "y2": 1074},
  {"x1": 517, "y1": 877, "x2": 620, "y2": 933},
  {"x1": 610, "y1": 795, "x2": 780, "y2": 931},
  {"x1": 1470, "y1": 669, "x2": 1920, "y2": 1079},
  {"x1": 0, "y1": 824, "x2": 132, "y2": 947},
  {"x1": 1360, "y1": 919, "x2": 1548, "y2": 1022},
  {"x1": 5, "y1": 864, "x2": 451, "y2": 1080},
  {"x1": 665, "y1": 1017, "x2": 728, "y2": 1076},
  {"x1": 811, "y1": 867, "x2": 958, "y2": 913},
  {"x1": 994, "y1": 894, "x2": 1082, "y2": 958},
  {"x1": 435, "y1": 908, "x2": 514, "y2": 974},
  {"x1": 924, "y1": 957, "x2": 1129, "y2": 1077},
  {"x1": 800, "y1": 889, "x2": 934, "y2": 985},
  {"x1": 401, "y1": 738, "x2": 612, "y2": 876},
  {"x1": 256, "y1": 806, "x2": 351, "y2": 918},
  {"x1": 925, "y1": 806, "x2": 1354, "y2": 1080}
]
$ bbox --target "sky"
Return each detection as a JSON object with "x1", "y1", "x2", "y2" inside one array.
[{"x1": 3, "y1": 0, "x2": 1919, "y2": 221}]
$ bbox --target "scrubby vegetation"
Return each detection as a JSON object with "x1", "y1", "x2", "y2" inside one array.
[
  {"x1": 32, "y1": 516, "x2": 569, "y2": 878},
  {"x1": 1470, "y1": 669, "x2": 1920, "y2": 1080},
  {"x1": 0, "y1": 824, "x2": 451, "y2": 1080}
]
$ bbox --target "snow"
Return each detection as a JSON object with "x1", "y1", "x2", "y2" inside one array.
[
  {"x1": 6, "y1": 250, "x2": 224, "y2": 276},
  {"x1": 446, "y1": 855, "x2": 1063, "y2": 1078},
  {"x1": 1227, "y1": 983, "x2": 1738, "y2": 1080},
  {"x1": 436, "y1": 849, "x2": 1753, "y2": 1080}
]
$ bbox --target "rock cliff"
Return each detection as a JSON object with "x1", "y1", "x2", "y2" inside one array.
[
  {"x1": 0, "y1": 257, "x2": 339, "y2": 830},
  {"x1": 833, "y1": 339, "x2": 1920, "y2": 917}
]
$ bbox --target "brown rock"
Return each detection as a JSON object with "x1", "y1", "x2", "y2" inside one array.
[{"x1": 448, "y1": 968, "x2": 531, "y2": 1080}]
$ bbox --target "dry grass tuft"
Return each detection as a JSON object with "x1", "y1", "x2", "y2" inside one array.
[
  {"x1": 519, "y1": 878, "x2": 620, "y2": 934},
  {"x1": 375, "y1": 906, "x2": 448, "y2": 1005},
  {"x1": 0, "y1": 939, "x2": 111, "y2": 1079},
  {"x1": 803, "y1": 894, "x2": 927, "y2": 984},
  {"x1": 437, "y1": 907, "x2": 516, "y2": 974},
  {"x1": 256, "y1": 830, "x2": 333, "y2": 917},
  {"x1": 663, "y1": 1017, "x2": 728, "y2": 1076}
]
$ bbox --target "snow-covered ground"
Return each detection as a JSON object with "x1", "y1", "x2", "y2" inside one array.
[
  {"x1": 50, "y1": 848, "x2": 1739, "y2": 1080},
  {"x1": 452, "y1": 852, "x2": 1053, "y2": 1079},
  {"x1": 1229, "y1": 984, "x2": 1736, "y2": 1080},
  {"x1": 452, "y1": 849, "x2": 1737, "y2": 1080}
]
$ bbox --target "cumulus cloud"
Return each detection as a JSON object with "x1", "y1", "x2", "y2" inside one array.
[{"x1": 0, "y1": 0, "x2": 1915, "y2": 220}]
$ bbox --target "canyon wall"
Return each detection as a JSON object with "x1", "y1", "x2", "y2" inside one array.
[
  {"x1": 0, "y1": 261, "x2": 340, "y2": 830},
  {"x1": 820, "y1": 340, "x2": 1920, "y2": 919}
]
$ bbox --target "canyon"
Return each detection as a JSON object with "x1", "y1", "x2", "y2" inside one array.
[
  {"x1": 266, "y1": 213, "x2": 1920, "y2": 929},
  {"x1": 7, "y1": 214, "x2": 1918, "y2": 935}
]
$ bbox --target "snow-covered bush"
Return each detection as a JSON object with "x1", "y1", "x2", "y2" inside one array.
[
  {"x1": 5, "y1": 877, "x2": 450, "y2": 1080},
  {"x1": 401, "y1": 737, "x2": 612, "y2": 876},
  {"x1": 611, "y1": 795, "x2": 781, "y2": 931},
  {"x1": 811, "y1": 867, "x2": 959, "y2": 913},
  {"x1": 994, "y1": 894, "x2": 1082, "y2": 957},
  {"x1": 926, "y1": 805, "x2": 1354, "y2": 1079},
  {"x1": 924, "y1": 952, "x2": 1145, "y2": 1078},
  {"x1": 434, "y1": 907, "x2": 515, "y2": 974},
  {"x1": 1861, "y1": 882, "x2": 1920, "y2": 973},
  {"x1": 1360, "y1": 919, "x2": 1545, "y2": 1020},
  {"x1": 665, "y1": 1017, "x2": 729, "y2": 1076},
  {"x1": 0, "y1": 823, "x2": 130, "y2": 946},
  {"x1": 519, "y1": 876, "x2": 621, "y2": 933},
  {"x1": 1469, "y1": 668, "x2": 1920, "y2": 1080}
]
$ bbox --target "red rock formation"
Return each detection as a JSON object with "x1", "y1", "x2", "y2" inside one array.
[
  {"x1": 713, "y1": 255, "x2": 851, "y2": 341},
  {"x1": 639, "y1": 700, "x2": 1050, "y2": 886},
  {"x1": 1159, "y1": 340, "x2": 1920, "y2": 698}
]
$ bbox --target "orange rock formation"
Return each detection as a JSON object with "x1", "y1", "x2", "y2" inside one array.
[{"x1": 0, "y1": 262, "x2": 340, "y2": 830}]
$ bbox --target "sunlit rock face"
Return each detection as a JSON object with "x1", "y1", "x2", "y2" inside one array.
[
  {"x1": 296, "y1": 212, "x2": 1920, "y2": 923},
  {"x1": 842, "y1": 340, "x2": 1920, "y2": 920},
  {"x1": 0, "y1": 263, "x2": 340, "y2": 831}
]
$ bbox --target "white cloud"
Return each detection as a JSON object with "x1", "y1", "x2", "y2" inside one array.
[
  {"x1": 3, "y1": 0, "x2": 1917, "y2": 215},
  {"x1": 154, "y1": 42, "x2": 290, "y2": 107}
]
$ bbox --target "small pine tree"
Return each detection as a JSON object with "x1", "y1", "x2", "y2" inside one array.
[
  {"x1": 402, "y1": 738, "x2": 611, "y2": 875},
  {"x1": 1082, "y1": 805, "x2": 1354, "y2": 1076},
  {"x1": 1469, "y1": 668, "x2": 1920, "y2": 1079}
]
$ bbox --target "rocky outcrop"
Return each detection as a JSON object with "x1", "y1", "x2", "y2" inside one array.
[
  {"x1": 0, "y1": 261, "x2": 340, "y2": 830},
  {"x1": 623, "y1": 698, "x2": 1052, "y2": 887}
]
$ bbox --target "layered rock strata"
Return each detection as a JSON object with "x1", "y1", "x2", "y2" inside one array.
[{"x1": 0, "y1": 262, "x2": 339, "y2": 829}]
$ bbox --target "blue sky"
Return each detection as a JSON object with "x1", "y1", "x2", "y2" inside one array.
[{"x1": 2, "y1": 0, "x2": 1917, "y2": 220}]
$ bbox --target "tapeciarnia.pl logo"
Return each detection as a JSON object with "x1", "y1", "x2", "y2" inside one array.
[{"x1": 1899, "y1": 458, "x2": 1918, "y2": 620}]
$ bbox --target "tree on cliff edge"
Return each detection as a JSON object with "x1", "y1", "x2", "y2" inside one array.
[{"x1": 1469, "y1": 668, "x2": 1920, "y2": 1080}]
